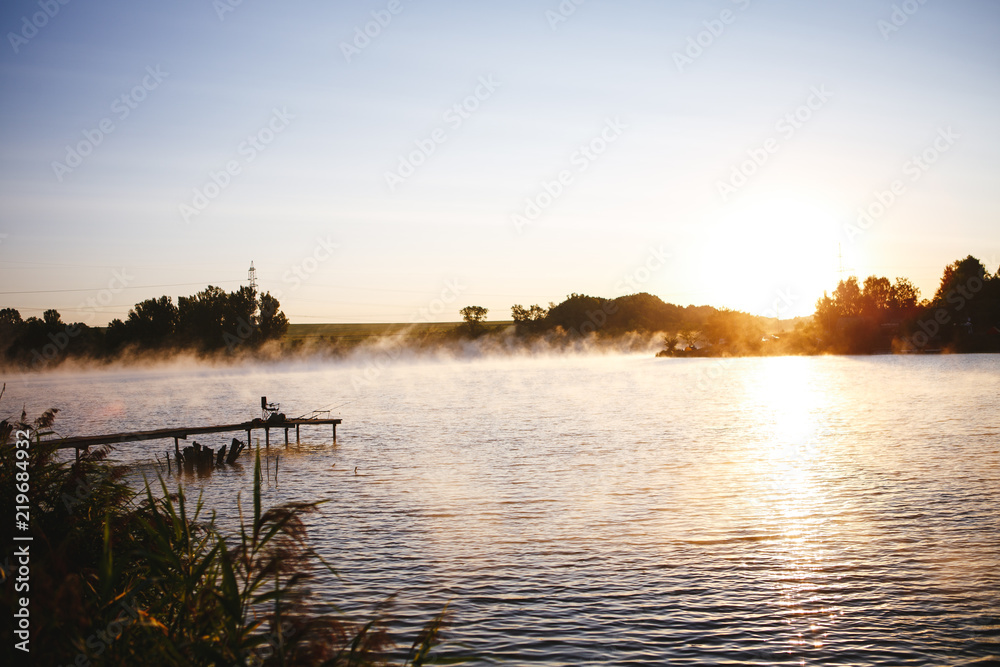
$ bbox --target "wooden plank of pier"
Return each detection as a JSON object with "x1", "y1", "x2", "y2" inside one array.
[{"x1": 41, "y1": 418, "x2": 341, "y2": 450}]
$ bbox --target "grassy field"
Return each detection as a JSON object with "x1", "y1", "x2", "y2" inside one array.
[
  {"x1": 284, "y1": 321, "x2": 514, "y2": 342},
  {"x1": 284, "y1": 317, "x2": 803, "y2": 343}
]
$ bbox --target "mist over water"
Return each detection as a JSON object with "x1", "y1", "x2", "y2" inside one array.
[{"x1": 4, "y1": 353, "x2": 999, "y2": 664}]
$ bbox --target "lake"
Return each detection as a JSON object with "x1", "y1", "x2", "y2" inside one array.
[{"x1": 5, "y1": 353, "x2": 999, "y2": 665}]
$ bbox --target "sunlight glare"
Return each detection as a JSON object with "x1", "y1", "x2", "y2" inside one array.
[{"x1": 703, "y1": 195, "x2": 840, "y2": 317}]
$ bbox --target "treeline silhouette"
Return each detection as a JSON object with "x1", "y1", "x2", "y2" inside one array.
[
  {"x1": 647, "y1": 254, "x2": 999, "y2": 356},
  {"x1": 811, "y1": 255, "x2": 1000, "y2": 354},
  {"x1": 460, "y1": 254, "x2": 1000, "y2": 356},
  {"x1": 3, "y1": 255, "x2": 998, "y2": 369},
  {"x1": 509, "y1": 292, "x2": 717, "y2": 336},
  {"x1": 0, "y1": 285, "x2": 288, "y2": 369},
  {"x1": 458, "y1": 293, "x2": 776, "y2": 353}
]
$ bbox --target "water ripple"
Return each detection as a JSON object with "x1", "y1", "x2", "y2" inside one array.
[{"x1": 4, "y1": 353, "x2": 999, "y2": 664}]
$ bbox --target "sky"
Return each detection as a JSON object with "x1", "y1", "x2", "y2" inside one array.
[{"x1": 1, "y1": 0, "x2": 998, "y2": 325}]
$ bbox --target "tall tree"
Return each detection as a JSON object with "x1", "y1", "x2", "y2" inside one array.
[
  {"x1": 460, "y1": 305, "x2": 488, "y2": 337},
  {"x1": 832, "y1": 277, "x2": 863, "y2": 316},
  {"x1": 889, "y1": 277, "x2": 920, "y2": 312},
  {"x1": 125, "y1": 296, "x2": 178, "y2": 347},
  {"x1": 43, "y1": 309, "x2": 62, "y2": 327},
  {"x1": 460, "y1": 305, "x2": 488, "y2": 324},
  {"x1": 932, "y1": 255, "x2": 988, "y2": 304},
  {"x1": 862, "y1": 276, "x2": 892, "y2": 316},
  {"x1": 257, "y1": 292, "x2": 289, "y2": 342},
  {"x1": 0, "y1": 308, "x2": 23, "y2": 356},
  {"x1": 177, "y1": 286, "x2": 229, "y2": 349}
]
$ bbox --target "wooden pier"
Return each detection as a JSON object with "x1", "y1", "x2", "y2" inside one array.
[
  {"x1": 39, "y1": 398, "x2": 341, "y2": 474},
  {"x1": 45, "y1": 417, "x2": 341, "y2": 454}
]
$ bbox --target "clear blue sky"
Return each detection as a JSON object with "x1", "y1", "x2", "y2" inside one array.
[{"x1": 1, "y1": 0, "x2": 998, "y2": 324}]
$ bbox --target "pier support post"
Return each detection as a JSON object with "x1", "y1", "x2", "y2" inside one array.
[
  {"x1": 296, "y1": 424, "x2": 300, "y2": 443},
  {"x1": 284, "y1": 428, "x2": 288, "y2": 446},
  {"x1": 174, "y1": 437, "x2": 180, "y2": 458},
  {"x1": 332, "y1": 422, "x2": 337, "y2": 443},
  {"x1": 265, "y1": 428, "x2": 269, "y2": 448},
  {"x1": 246, "y1": 430, "x2": 251, "y2": 448}
]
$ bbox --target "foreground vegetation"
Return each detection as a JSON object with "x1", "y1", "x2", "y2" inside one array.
[{"x1": 0, "y1": 402, "x2": 461, "y2": 666}]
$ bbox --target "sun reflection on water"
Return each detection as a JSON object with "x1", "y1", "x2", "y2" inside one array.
[{"x1": 748, "y1": 358, "x2": 844, "y2": 655}]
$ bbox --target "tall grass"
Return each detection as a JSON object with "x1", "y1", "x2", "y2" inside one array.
[{"x1": 1, "y1": 406, "x2": 467, "y2": 666}]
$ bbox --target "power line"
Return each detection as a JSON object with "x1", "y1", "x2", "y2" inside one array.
[{"x1": 0, "y1": 280, "x2": 243, "y2": 296}]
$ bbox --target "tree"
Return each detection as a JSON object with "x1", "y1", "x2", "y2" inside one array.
[
  {"x1": 43, "y1": 309, "x2": 62, "y2": 327},
  {"x1": 703, "y1": 308, "x2": 764, "y2": 353},
  {"x1": 662, "y1": 334, "x2": 679, "y2": 355},
  {"x1": 932, "y1": 255, "x2": 988, "y2": 304},
  {"x1": 544, "y1": 293, "x2": 607, "y2": 334},
  {"x1": 889, "y1": 277, "x2": 920, "y2": 313},
  {"x1": 460, "y1": 305, "x2": 488, "y2": 337},
  {"x1": 832, "y1": 277, "x2": 862, "y2": 316},
  {"x1": 125, "y1": 296, "x2": 178, "y2": 347},
  {"x1": 862, "y1": 276, "x2": 892, "y2": 316},
  {"x1": 103, "y1": 318, "x2": 130, "y2": 352},
  {"x1": 177, "y1": 285, "x2": 229, "y2": 349},
  {"x1": 925, "y1": 256, "x2": 999, "y2": 347},
  {"x1": 460, "y1": 305, "x2": 488, "y2": 324},
  {"x1": 814, "y1": 292, "x2": 839, "y2": 339},
  {"x1": 0, "y1": 307, "x2": 22, "y2": 329},
  {"x1": 0, "y1": 308, "x2": 23, "y2": 357},
  {"x1": 679, "y1": 328, "x2": 701, "y2": 350},
  {"x1": 511, "y1": 303, "x2": 547, "y2": 334},
  {"x1": 511, "y1": 304, "x2": 546, "y2": 323},
  {"x1": 256, "y1": 291, "x2": 289, "y2": 342}
]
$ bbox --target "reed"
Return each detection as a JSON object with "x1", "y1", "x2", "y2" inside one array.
[{"x1": 1, "y1": 407, "x2": 468, "y2": 666}]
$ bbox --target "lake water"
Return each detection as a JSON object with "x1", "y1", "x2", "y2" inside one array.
[{"x1": 4, "y1": 353, "x2": 1000, "y2": 665}]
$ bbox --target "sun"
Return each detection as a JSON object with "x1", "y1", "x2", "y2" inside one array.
[{"x1": 700, "y1": 195, "x2": 840, "y2": 318}]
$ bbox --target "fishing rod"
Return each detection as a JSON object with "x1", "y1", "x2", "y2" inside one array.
[
  {"x1": 329, "y1": 398, "x2": 358, "y2": 411},
  {"x1": 292, "y1": 398, "x2": 357, "y2": 419}
]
